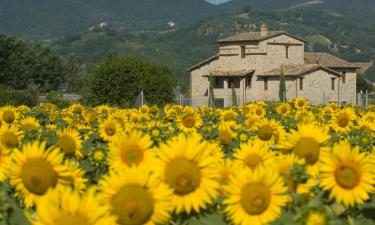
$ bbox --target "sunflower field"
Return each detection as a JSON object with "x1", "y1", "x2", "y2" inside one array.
[{"x1": 0, "y1": 98, "x2": 374, "y2": 225}]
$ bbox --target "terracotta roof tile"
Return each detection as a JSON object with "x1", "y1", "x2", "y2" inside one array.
[
  {"x1": 217, "y1": 31, "x2": 306, "y2": 43},
  {"x1": 304, "y1": 52, "x2": 359, "y2": 68},
  {"x1": 203, "y1": 68, "x2": 255, "y2": 77},
  {"x1": 259, "y1": 64, "x2": 343, "y2": 77}
]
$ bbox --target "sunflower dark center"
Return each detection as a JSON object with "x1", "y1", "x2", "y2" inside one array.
[
  {"x1": 121, "y1": 145, "x2": 144, "y2": 167},
  {"x1": 241, "y1": 183, "x2": 271, "y2": 215},
  {"x1": 335, "y1": 165, "x2": 360, "y2": 189},
  {"x1": 105, "y1": 125, "x2": 116, "y2": 136},
  {"x1": 337, "y1": 115, "x2": 349, "y2": 127},
  {"x1": 182, "y1": 115, "x2": 195, "y2": 128},
  {"x1": 112, "y1": 186, "x2": 154, "y2": 225},
  {"x1": 223, "y1": 113, "x2": 236, "y2": 121},
  {"x1": 165, "y1": 158, "x2": 202, "y2": 195},
  {"x1": 54, "y1": 214, "x2": 89, "y2": 225},
  {"x1": 21, "y1": 159, "x2": 58, "y2": 196},
  {"x1": 58, "y1": 135, "x2": 77, "y2": 156},
  {"x1": 244, "y1": 154, "x2": 262, "y2": 169},
  {"x1": 293, "y1": 137, "x2": 320, "y2": 165},
  {"x1": 2, "y1": 110, "x2": 15, "y2": 123},
  {"x1": 258, "y1": 125, "x2": 273, "y2": 141},
  {"x1": 2, "y1": 131, "x2": 18, "y2": 149}
]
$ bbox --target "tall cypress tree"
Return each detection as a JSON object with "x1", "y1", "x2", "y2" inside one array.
[
  {"x1": 208, "y1": 75, "x2": 215, "y2": 107},
  {"x1": 279, "y1": 67, "x2": 286, "y2": 102},
  {"x1": 231, "y1": 80, "x2": 238, "y2": 106}
]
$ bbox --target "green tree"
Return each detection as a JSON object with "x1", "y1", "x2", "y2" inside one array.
[
  {"x1": 208, "y1": 75, "x2": 215, "y2": 107},
  {"x1": 87, "y1": 55, "x2": 176, "y2": 107},
  {"x1": 143, "y1": 63, "x2": 176, "y2": 106},
  {"x1": 231, "y1": 81, "x2": 237, "y2": 106},
  {"x1": 357, "y1": 72, "x2": 374, "y2": 92},
  {"x1": 279, "y1": 67, "x2": 286, "y2": 102},
  {"x1": 0, "y1": 34, "x2": 85, "y2": 92}
]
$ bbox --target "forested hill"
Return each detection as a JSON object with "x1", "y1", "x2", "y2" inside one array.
[
  {"x1": 220, "y1": 0, "x2": 375, "y2": 19},
  {"x1": 0, "y1": 0, "x2": 221, "y2": 40},
  {"x1": 54, "y1": 9, "x2": 375, "y2": 82},
  {"x1": 1, "y1": 0, "x2": 375, "y2": 40}
]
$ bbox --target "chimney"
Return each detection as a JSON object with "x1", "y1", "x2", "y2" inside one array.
[{"x1": 260, "y1": 23, "x2": 268, "y2": 37}]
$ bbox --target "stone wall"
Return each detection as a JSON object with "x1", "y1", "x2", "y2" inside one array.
[{"x1": 189, "y1": 33, "x2": 356, "y2": 107}]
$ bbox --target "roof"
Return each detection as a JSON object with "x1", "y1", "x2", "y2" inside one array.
[
  {"x1": 203, "y1": 69, "x2": 255, "y2": 77},
  {"x1": 186, "y1": 54, "x2": 219, "y2": 72},
  {"x1": 304, "y1": 52, "x2": 360, "y2": 69},
  {"x1": 258, "y1": 64, "x2": 343, "y2": 77},
  {"x1": 217, "y1": 31, "x2": 306, "y2": 43}
]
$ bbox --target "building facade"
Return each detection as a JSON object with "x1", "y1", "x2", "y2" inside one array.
[{"x1": 186, "y1": 24, "x2": 359, "y2": 108}]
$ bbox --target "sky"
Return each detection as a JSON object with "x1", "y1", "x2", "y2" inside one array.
[{"x1": 206, "y1": 0, "x2": 230, "y2": 4}]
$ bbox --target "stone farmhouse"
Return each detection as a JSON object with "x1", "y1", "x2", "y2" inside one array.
[{"x1": 186, "y1": 24, "x2": 359, "y2": 108}]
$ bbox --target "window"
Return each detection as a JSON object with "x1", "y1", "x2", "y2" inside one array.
[
  {"x1": 299, "y1": 77, "x2": 304, "y2": 90},
  {"x1": 342, "y1": 72, "x2": 346, "y2": 83},
  {"x1": 331, "y1": 78, "x2": 336, "y2": 90},
  {"x1": 286, "y1": 46, "x2": 289, "y2": 59},
  {"x1": 228, "y1": 78, "x2": 241, "y2": 89},
  {"x1": 213, "y1": 77, "x2": 224, "y2": 89},
  {"x1": 246, "y1": 76, "x2": 252, "y2": 88},
  {"x1": 214, "y1": 98, "x2": 224, "y2": 109},
  {"x1": 240, "y1": 46, "x2": 246, "y2": 58},
  {"x1": 264, "y1": 78, "x2": 268, "y2": 90}
]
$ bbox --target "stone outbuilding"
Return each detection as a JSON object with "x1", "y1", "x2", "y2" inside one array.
[{"x1": 186, "y1": 24, "x2": 359, "y2": 108}]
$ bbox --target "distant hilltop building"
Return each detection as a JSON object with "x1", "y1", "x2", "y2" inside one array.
[
  {"x1": 186, "y1": 24, "x2": 360, "y2": 108},
  {"x1": 167, "y1": 20, "x2": 176, "y2": 28}
]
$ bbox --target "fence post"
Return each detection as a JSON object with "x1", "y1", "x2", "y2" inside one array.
[{"x1": 365, "y1": 90, "x2": 369, "y2": 109}]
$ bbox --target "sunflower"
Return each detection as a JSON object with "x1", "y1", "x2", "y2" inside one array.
[
  {"x1": 217, "y1": 159, "x2": 242, "y2": 195},
  {"x1": 295, "y1": 110, "x2": 315, "y2": 124},
  {"x1": 9, "y1": 141, "x2": 70, "y2": 208},
  {"x1": 273, "y1": 154, "x2": 316, "y2": 195},
  {"x1": 99, "y1": 168, "x2": 172, "y2": 225},
  {"x1": 61, "y1": 160, "x2": 87, "y2": 192},
  {"x1": 305, "y1": 211, "x2": 327, "y2": 225},
  {"x1": 108, "y1": 130, "x2": 155, "y2": 171},
  {"x1": 19, "y1": 117, "x2": 41, "y2": 132},
  {"x1": 56, "y1": 129, "x2": 83, "y2": 157},
  {"x1": 220, "y1": 109, "x2": 238, "y2": 122},
  {"x1": 153, "y1": 134, "x2": 220, "y2": 214},
  {"x1": 0, "y1": 125, "x2": 22, "y2": 150},
  {"x1": 294, "y1": 97, "x2": 309, "y2": 109},
  {"x1": 0, "y1": 145, "x2": 11, "y2": 182},
  {"x1": 278, "y1": 123, "x2": 329, "y2": 167},
  {"x1": 0, "y1": 106, "x2": 19, "y2": 124},
  {"x1": 29, "y1": 188, "x2": 116, "y2": 225},
  {"x1": 218, "y1": 122, "x2": 235, "y2": 145},
  {"x1": 276, "y1": 103, "x2": 292, "y2": 117},
  {"x1": 255, "y1": 119, "x2": 285, "y2": 145},
  {"x1": 233, "y1": 140, "x2": 275, "y2": 170},
  {"x1": 69, "y1": 103, "x2": 84, "y2": 115},
  {"x1": 223, "y1": 168, "x2": 289, "y2": 225},
  {"x1": 320, "y1": 106, "x2": 334, "y2": 117},
  {"x1": 83, "y1": 109, "x2": 98, "y2": 125},
  {"x1": 244, "y1": 115, "x2": 260, "y2": 130},
  {"x1": 358, "y1": 120, "x2": 375, "y2": 134},
  {"x1": 331, "y1": 108, "x2": 356, "y2": 133},
  {"x1": 362, "y1": 112, "x2": 375, "y2": 124},
  {"x1": 251, "y1": 104, "x2": 266, "y2": 117},
  {"x1": 139, "y1": 105, "x2": 149, "y2": 114},
  {"x1": 176, "y1": 111, "x2": 202, "y2": 132},
  {"x1": 320, "y1": 142, "x2": 375, "y2": 207},
  {"x1": 99, "y1": 118, "x2": 121, "y2": 142}
]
